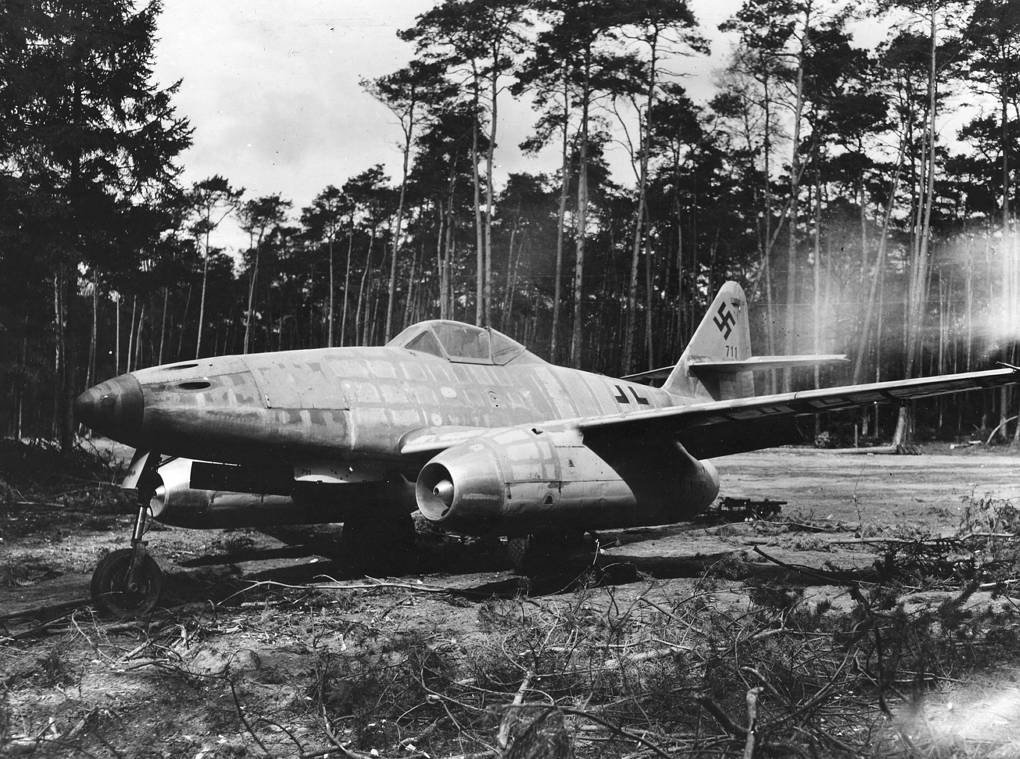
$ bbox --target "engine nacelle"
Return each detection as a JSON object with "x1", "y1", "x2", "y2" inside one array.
[
  {"x1": 147, "y1": 458, "x2": 355, "y2": 528},
  {"x1": 415, "y1": 427, "x2": 719, "y2": 535}
]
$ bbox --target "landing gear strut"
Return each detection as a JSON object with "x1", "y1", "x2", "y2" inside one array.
[{"x1": 91, "y1": 452, "x2": 165, "y2": 617}]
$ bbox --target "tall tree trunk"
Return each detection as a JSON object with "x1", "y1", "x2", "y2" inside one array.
[
  {"x1": 59, "y1": 269, "x2": 76, "y2": 451},
  {"x1": 386, "y1": 126, "x2": 413, "y2": 341},
  {"x1": 893, "y1": 9, "x2": 938, "y2": 448},
  {"x1": 471, "y1": 70, "x2": 485, "y2": 326},
  {"x1": 875, "y1": 256, "x2": 886, "y2": 435},
  {"x1": 355, "y1": 228, "x2": 376, "y2": 345},
  {"x1": 134, "y1": 304, "x2": 146, "y2": 370},
  {"x1": 196, "y1": 230, "x2": 210, "y2": 357},
  {"x1": 644, "y1": 217, "x2": 654, "y2": 370},
  {"x1": 1005, "y1": 85, "x2": 1020, "y2": 443},
  {"x1": 115, "y1": 294, "x2": 121, "y2": 375},
  {"x1": 763, "y1": 76, "x2": 775, "y2": 391},
  {"x1": 158, "y1": 286, "x2": 169, "y2": 365},
  {"x1": 812, "y1": 159, "x2": 822, "y2": 388},
  {"x1": 783, "y1": 4, "x2": 810, "y2": 393},
  {"x1": 126, "y1": 295, "x2": 137, "y2": 373},
  {"x1": 404, "y1": 238, "x2": 422, "y2": 328},
  {"x1": 243, "y1": 232, "x2": 263, "y2": 354},
  {"x1": 503, "y1": 220, "x2": 518, "y2": 324},
  {"x1": 446, "y1": 221, "x2": 457, "y2": 319},
  {"x1": 853, "y1": 137, "x2": 906, "y2": 385},
  {"x1": 52, "y1": 272, "x2": 63, "y2": 441},
  {"x1": 87, "y1": 269, "x2": 98, "y2": 388},
  {"x1": 570, "y1": 51, "x2": 592, "y2": 369},
  {"x1": 435, "y1": 202, "x2": 448, "y2": 320},
  {"x1": 17, "y1": 314, "x2": 28, "y2": 438},
  {"x1": 483, "y1": 52, "x2": 499, "y2": 331},
  {"x1": 550, "y1": 76, "x2": 571, "y2": 363},
  {"x1": 623, "y1": 30, "x2": 659, "y2": 375},
  {"x1": 673, "y1": 161, "x2": 684, "y2": 346},
  {"x1": 328, "y1": 236, "x2": 335, "y2": 347},
  {"x1": 504, "y1": 230, "x2": 524, "y2": 327},
  {"x1": 341, "y1": 223, "x2": 354, "y2": 347},
  {"x1": 175, "y1": 284, "x2": 191, "y2": 361}
]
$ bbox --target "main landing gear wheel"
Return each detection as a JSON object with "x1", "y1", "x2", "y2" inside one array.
[
  {"x1": 340, "y1": 511, "x2": 417, "y2": 575},
  {"x1": 508, "y1": 532, "x2": 586, "y2": 574},
  {"x1": 90, "y1": 548, "x2": 164, "y2": 618}
]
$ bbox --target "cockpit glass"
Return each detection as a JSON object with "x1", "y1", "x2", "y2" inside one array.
[
  {"x1": 490, "y1": 331, "x2": 525, "y2": 364},
  {"x1": 433, "y1": 322, "x2": 490, "y2": 360},
  {"x1": 388, "y1": 321, "x2": 527, "y2": 365},
  {"x1": 404, "y1": 329, "x2": 443, "y2": 357}
]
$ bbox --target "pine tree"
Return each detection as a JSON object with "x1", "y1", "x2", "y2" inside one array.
[{"x1": 0, "y1": 0, "x2": 191, "y2": 448}]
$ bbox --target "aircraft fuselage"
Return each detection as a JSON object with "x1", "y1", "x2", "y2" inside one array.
[{"x1": 77, "y1": 346, "x2": 679, "y2": 467}]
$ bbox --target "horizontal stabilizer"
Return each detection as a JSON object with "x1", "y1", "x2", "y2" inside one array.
[
  {"x1": 689, "y1": 354, "x2": 848, "y2": 374},
  {"x1": 623, "y1": 354, "x2": 849, "y2": 385},
  {"x1": 621, "y1": 365, "x2": 674, "y2": 383}
]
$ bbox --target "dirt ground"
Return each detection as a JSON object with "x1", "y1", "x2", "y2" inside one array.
[{"x1": 3, "y1": 443, "x2": 1020, "y2": 757}]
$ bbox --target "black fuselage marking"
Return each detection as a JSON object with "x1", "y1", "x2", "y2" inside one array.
[{"x1": 629, "y1": 387, "x2": 650, "y2": 405}]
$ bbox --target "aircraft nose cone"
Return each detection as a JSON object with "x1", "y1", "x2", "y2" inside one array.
[{"x1": 74, "y1": 374, "x2": 144, "y2": 443}]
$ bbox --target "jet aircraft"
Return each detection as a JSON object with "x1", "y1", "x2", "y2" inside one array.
[{"x1": 76, "y1": 281, "x2": 1019, "y2": 614}]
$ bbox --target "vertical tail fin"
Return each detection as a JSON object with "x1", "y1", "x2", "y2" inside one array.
[
  {"x1": 662, "y1": 281, "x2": 848, "y2": 401},
  {"x1": 664, "y1": 281, "x2": 753, "y2": 401}
]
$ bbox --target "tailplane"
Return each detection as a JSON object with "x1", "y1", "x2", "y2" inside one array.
[{"x1": 662, "y1": 281, "x2": 846, "y2": 401}]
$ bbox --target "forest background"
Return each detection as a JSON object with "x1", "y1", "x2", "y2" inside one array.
[{"x1": 2, "y1": 0, "x2": 1019, "y2": 451}]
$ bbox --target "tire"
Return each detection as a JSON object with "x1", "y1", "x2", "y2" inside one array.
[
  {"x1": 90, "y1": 548, "x2": 163, "y2": 618},
  {"x1": 507, "y1": 535, "x2": 535, "y2": 573},
  {"x1": 340, "y1": 512, "x2": 417, "y2": 575},
  {"x1": 508, "y1": 531, "x2": 588, "y2": 574}
]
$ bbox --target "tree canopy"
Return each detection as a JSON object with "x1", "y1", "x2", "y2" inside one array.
[{"x1": 3, "y1": 0, "x2": 1020, "y2": 447}]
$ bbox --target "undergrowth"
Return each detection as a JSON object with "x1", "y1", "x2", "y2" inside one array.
[
  {"x1": 5, "y1": 492, "x2": 1020, "y2": 757},
  {"x1": 5, "y1": 563, "x2": 1020, "y2": 758},
  {"x1": 0, "y1": 437, "x2": 128, "y2": 506}
]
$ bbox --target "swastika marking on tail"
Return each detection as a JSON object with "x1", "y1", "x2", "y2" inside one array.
[{"x1": 713, "y1": 302, "x2": 736, "y2": 339}]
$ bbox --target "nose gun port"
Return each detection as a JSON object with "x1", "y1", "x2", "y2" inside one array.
[{"x1": 74, "y1": 374, "x2": 144, "y2": 444}]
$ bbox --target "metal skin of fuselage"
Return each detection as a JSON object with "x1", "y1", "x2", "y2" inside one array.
[
  {"x1": 80, "y1": 346, "x2": 673, "y2": 468},
  {"x1": 75, "y1": 336, "x2": 720, "y2": 535}
]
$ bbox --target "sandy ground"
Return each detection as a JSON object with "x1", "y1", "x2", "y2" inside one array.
[{"x1": 2, "y1": 445, "x2": 1020, "y2": 757}]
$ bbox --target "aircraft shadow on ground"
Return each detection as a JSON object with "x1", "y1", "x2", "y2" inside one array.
[{"x1": 159, "y1": 526, "x2": 882, "y2": 607}]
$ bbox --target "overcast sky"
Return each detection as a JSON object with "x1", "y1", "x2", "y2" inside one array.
[{"x1": 153, "y1": 0, "x2": 749, "y2": 250}]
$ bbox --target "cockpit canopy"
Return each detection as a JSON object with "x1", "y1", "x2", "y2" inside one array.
[{"x1": 387, "y1": 320, "x2": 527, "y2": 365}]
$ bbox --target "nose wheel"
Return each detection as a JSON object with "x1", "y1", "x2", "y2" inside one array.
[
  {"x1": 91, "y1": 451, "x2": 165, "y2": 617},
  {"x1": 90, "y1": 545, "x2": 163, "y2": 617}
]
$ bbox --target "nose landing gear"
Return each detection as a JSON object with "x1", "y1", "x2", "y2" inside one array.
[{"x1": 90, "y1": 451, "x2": 165, "y2": 618}]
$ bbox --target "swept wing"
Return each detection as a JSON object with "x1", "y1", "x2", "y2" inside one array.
[
  {"x1": 400, "y1": 367, "x2": 1018, "y2": 461},
  {"x1": 580, "y1": 367, "x2": 1018, "y2": 459}
]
